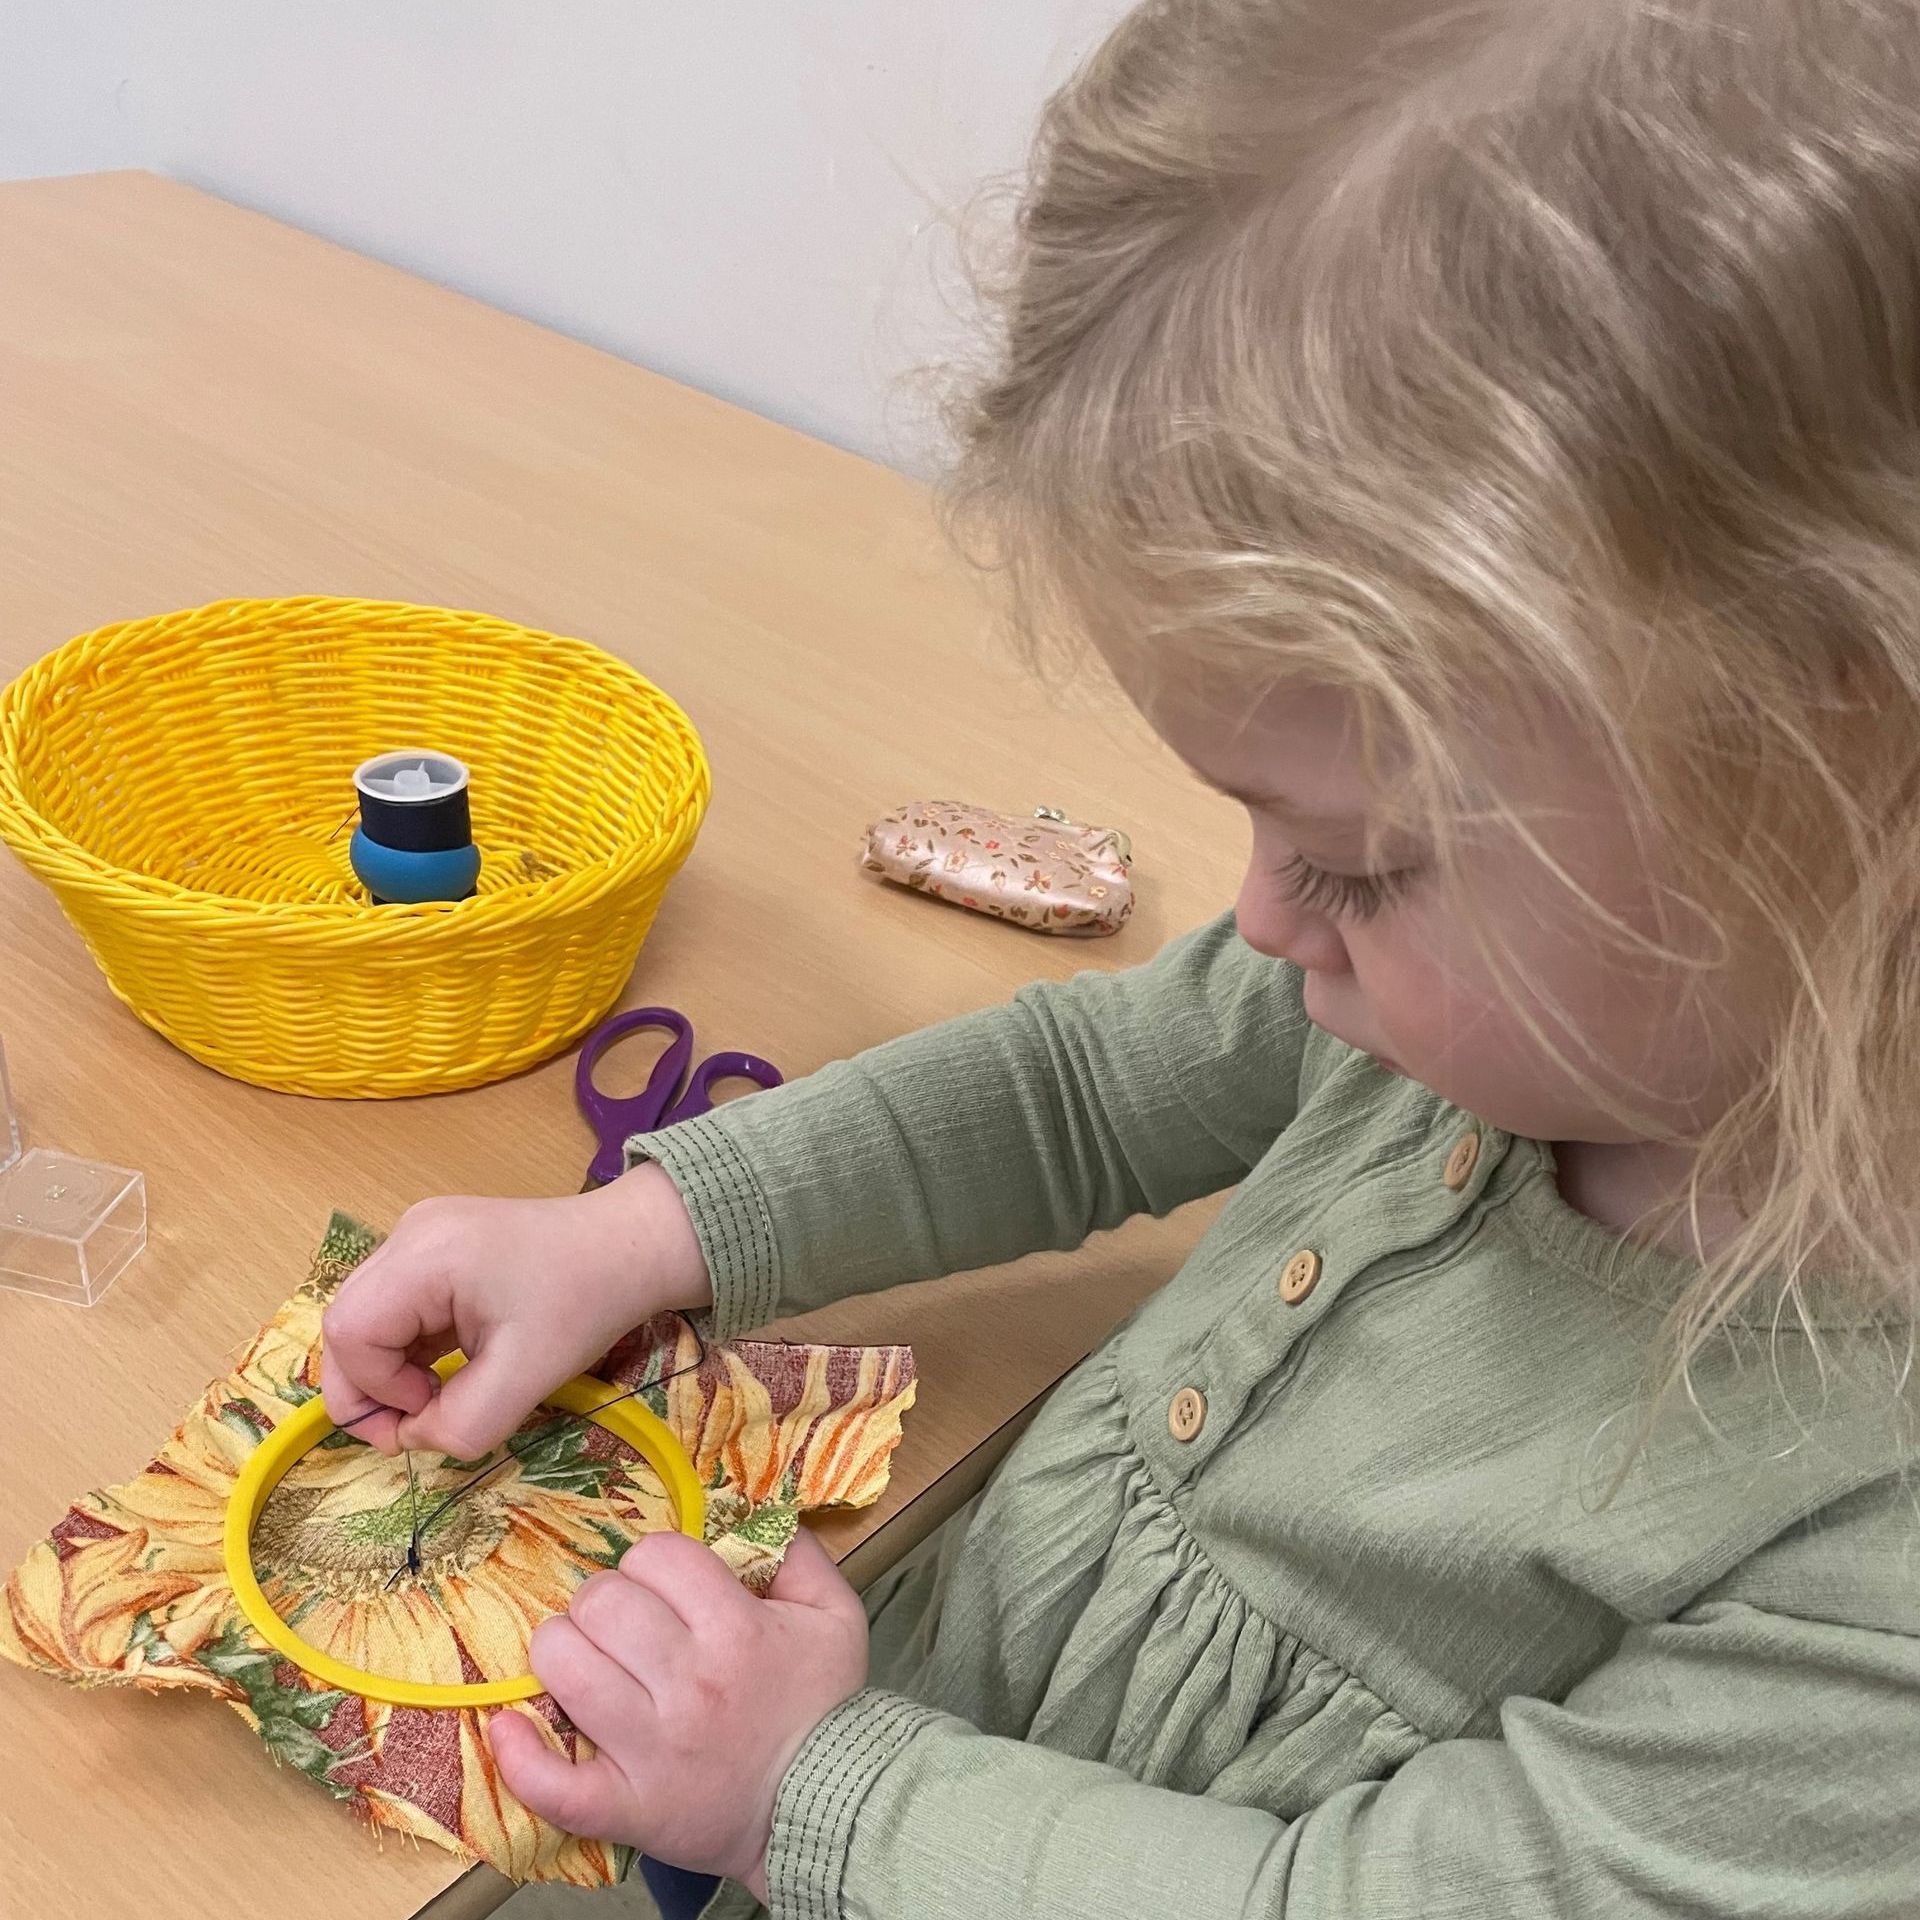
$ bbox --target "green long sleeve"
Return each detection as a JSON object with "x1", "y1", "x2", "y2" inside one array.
[
  {"x1": 642, "y1": 913, "x2": 1919, "y2": 1920},
  {"x1": 630, "y1": 914, "x2": 1307, "y2": 1335},
  {"x1": 769, "y1": 1473, "x2": 1919, "y2": 1919}
]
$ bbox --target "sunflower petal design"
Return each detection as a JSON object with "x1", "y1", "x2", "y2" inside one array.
[{"x1": 0, "y1": 1213, "x2": 916, "y2": 1886}]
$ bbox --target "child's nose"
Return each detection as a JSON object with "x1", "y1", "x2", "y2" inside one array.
[{"x1": 1235, "y1": 871, "x2": 1350, "y2": 977}]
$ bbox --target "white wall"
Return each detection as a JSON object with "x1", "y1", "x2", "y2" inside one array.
[{"x1": 0, "y1": 2, "x2": 1129, "y2": 469}]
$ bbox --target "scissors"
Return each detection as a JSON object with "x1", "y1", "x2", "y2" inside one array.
[{"x1": 575, "y1": 1006, "x2": 783, "y2": 1189}]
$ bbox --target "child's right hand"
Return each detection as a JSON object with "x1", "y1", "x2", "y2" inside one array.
[{"x1": 319, "y1": 1164, "x2": 712, "y2": 1458}]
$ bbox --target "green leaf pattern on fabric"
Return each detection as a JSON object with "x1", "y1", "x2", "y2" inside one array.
[{"x1": 198, "y1": 1622, "x2": 363, "y2": 1799}]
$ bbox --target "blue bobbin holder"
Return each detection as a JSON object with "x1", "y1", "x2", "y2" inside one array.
[{"x1": 349, "y1": 751, "x2": 481, "y2": 905}]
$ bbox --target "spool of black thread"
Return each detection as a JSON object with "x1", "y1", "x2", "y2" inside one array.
[{"x1": 349, "y1": 752, "x2": 482, "y2": 904}]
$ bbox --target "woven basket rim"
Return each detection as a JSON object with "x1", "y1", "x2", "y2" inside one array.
[{"x1": 0, "y1": 594, "x2": 710, "y2": 932}]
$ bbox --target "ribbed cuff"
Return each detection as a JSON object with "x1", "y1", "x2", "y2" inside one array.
[
  {"x1": 625, "y1": 1113, "x2": 782, "y2": 1339},
  {"x1": 766, "y1": 1689, "x2": 940, "y2": 1920}
]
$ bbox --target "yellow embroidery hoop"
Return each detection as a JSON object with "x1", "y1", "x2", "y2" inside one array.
[{"x1": 223, "y1": 1352, "x2": 706, "y2": 1709}]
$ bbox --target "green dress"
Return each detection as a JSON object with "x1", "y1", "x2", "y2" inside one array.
[{"x1": 632, "y1": 915, "x2": 1919, "y2": 1919}]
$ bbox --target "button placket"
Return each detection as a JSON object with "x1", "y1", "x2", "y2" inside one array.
[{"x1": 1137, "y1": 1109, "x2": 1510, "y2": 1474}]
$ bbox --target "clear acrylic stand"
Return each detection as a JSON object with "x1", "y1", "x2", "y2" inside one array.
[
  {"x1": 0, "y1": 1039, "x2": 147, "y2": 1306},
  {"x1": 0, "y1": 1040, "x2": 17, "y2": 1174}
]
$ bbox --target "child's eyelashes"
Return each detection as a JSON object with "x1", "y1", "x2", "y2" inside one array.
[{"x1": 1277, "y1": 853, "x2": 1419, "y2": 922}]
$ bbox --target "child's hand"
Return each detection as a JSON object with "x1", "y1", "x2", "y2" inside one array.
[
  {"x1": 319, "y1": 1165, "x2": 710, "y2": 1457},
  {"x1": 489, "y1": 1527, "x2": 868, "y2": 1899}
]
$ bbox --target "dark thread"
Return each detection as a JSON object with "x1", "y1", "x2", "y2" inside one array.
[
  {"x1": 383, "y1": 1450, "x2": 424, "y2": 1592},
  {"x1": 388, "y1": 1312, "x2": 710, "y2": 1580}
]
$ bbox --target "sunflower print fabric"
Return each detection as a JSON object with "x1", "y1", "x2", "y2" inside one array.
[{"x1": 0, "y1": 1214, "x2": 917, "y2": 1885}]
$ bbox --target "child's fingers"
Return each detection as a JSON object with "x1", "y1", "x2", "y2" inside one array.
[
  {"x1": 527, "y1": 1615, "x2": 658, "y2": 1752},
  {"x1": 317, "y1": 1350, "x2": 405, "y2": 1453},
  {"x1": 570, "y1": 1567, "x2": 690, "y2": 1682},
  {"x1": 617, "y1": 1531, "x2": 749, "y2": 1631},
  {"x1": 320, "y1": 1272, "x2": 447, "y2": 1421},
  {"x1": 764, "y1": 1524, "x2": 861, "y2": 1619},
  {"x1": 489, "y1": 1709, "x2": 633, "y2": 1839},
  {"x1": 346, "y1": 1407, "x2": 405, "y2": 1453},
  {"x1": 392, "y1": 1331, "x2": 560, "y2": 1458}
]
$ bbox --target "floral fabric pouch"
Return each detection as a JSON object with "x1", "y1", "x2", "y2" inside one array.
[{"x1": 859, "y1": 801, "x2": 1135, "y2": 936}]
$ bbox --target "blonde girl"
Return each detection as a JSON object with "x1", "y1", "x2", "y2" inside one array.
[{"x1": 324, "y1": 4, "x2": 1920, "y2": 1914}]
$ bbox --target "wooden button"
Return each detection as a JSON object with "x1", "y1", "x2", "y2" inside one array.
[
  {"x1": 1278, "y1": 1248, "x2": 1321, "y2": 1304},
  {"x1": 1443, "y1": 1130, "x2": 1481, "y2": 1190},
  {"x1": 1168, "y1": 1386, "x2": 1207, "y2": 1441}
]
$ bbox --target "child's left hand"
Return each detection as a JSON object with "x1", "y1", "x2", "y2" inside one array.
[{"x1": 488, "y1": 1526, "x2": 869, "y2": 1900}]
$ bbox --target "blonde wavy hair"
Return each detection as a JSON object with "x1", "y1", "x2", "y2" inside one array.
[{"x1": 947, "y1": 0, "x2": 1920, "y2": 1383}]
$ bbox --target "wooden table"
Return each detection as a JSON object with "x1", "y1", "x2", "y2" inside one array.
[{"x1": 0, "y1": 172, "x2": 1242, "y2": 1920}]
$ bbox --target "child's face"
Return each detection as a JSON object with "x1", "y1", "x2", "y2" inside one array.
[{"x1": 1149, "y1": 679, "x2": 1756, "y2": 1145}]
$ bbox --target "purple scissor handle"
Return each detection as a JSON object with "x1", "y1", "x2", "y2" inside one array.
[{"x1": 575, "y1": 1006, "x2": 783, "y2": 1189}]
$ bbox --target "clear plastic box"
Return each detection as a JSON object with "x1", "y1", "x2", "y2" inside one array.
[
  {"x1": 0, "y1": 1040, "x2": 18, "y2": 1175},
  {"x1": 0, "y1": 1148, "x2": 147, "y2": 1306}
]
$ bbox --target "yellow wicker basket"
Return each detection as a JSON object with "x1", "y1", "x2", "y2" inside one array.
[{"x1": 0, "y1": 597, "x2": 711, "y2": 1097}]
